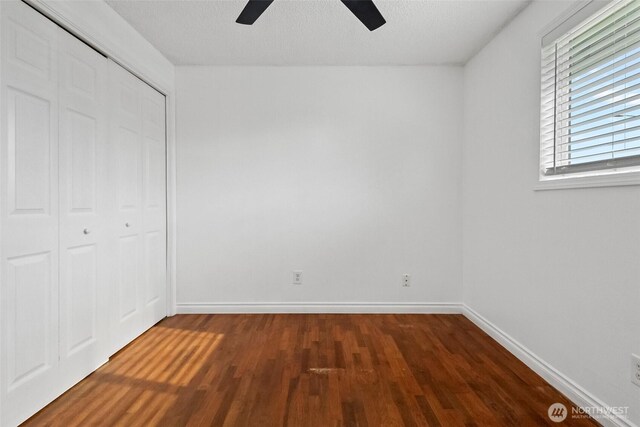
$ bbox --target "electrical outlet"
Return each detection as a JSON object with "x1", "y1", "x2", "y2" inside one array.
[
  {"x1": 293, "y1": 270, "x2": 303, "y2": 285},
  {"x1": 402, "y1": 274, "x2": 410, "y2": 287},
  {"x1": 632, "y1": 354, "x2": 640, "y2": 387}
]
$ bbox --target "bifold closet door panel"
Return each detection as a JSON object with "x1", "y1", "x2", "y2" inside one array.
[
  {"x1": 109, "y1": 59, "x2": 145, "y2": 353},
  {"x1": 140, "y1": 83, "x2": 167, "y2": 327},
  {"x1": 0, "y1": 2, "x2": 60, "y2": 426},
  {"x1": 57, "y1": 29, "x2": 110, "y2": 383}
]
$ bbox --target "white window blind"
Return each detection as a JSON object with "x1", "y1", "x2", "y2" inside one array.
[{"x1": 541, "y1": 0, "x2": 640, "y2": 176}]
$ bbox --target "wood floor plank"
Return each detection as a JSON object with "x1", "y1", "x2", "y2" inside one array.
[{"x1": 23, "y1": 314, "x2": 601, "y2": 426}]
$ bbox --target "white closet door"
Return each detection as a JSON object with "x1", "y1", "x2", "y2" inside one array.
[
  {"x1": 0, "y1": 3, "x2": 166, "y2": 424},
  {"x1": 109, "y1": 59, "x2": 166, "y2": 353},
  {"x1": 0, "y1": 2, "x2": 60, "y2": 426},
  {"x1": 57, "y1": 29, "x2": 110, "y2": 384}
]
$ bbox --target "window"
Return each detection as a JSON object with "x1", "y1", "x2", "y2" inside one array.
[{"x1": 540, "y1": 0, "x2": 640, "y2": 179}]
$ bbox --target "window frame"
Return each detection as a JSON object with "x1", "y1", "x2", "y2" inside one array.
[{"x1": 537, "y1": 0, "x2": 640, "y2": 189}]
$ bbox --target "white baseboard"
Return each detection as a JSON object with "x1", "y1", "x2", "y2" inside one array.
[
  {"x1": 462, "y1": 305, "x2": 637, "y2": 427},
  {"x1": 176, "y1": 302, "x2": 463, "y2": 314}
]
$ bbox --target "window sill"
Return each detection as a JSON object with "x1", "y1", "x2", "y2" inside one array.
[{"x1": 534, "y1": 171, "x2": 640, "y2": 191}]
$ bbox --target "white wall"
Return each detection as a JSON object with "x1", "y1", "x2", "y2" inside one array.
[
  {"x1": 463, "y1": 1, "x2": 640, "y2": 425},
  {"x1": 176, "y1": 66, "x2": 463, "y2": 309}
]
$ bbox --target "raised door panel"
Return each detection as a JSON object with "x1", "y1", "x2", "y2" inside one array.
[
  {"x1": 7, "y1": 88, "x2": 51, "y2": 215},
  {"x1": 144, "y1": 231, "x2": 163, "y2": 305},
  {"x1": 116, "y1": 125, "x2": 141, "y2": 211},
  {"x1": 144, "y1": 136, "x2": 164, "y2": 211},
  {"x1": 3, "y1": 4, "x2": 54, "y2": 92},
  {"x1": 10, "y1": 22, "x2": 50, "y2": 78},
  {"x1": 65, "y1": 245, "x2": 97, "y2": 355},
  {"x1": 118, "y1": 235, "x2": 139, "y2": 319},
  {"x1": 5, "y1": 252, "x2": 54, "y2": 390},
  {"x1": 67, "y1": 111, "x2": 96, "y2": 213},
  {"x1": 0, "y1": 3, "x2": 59, "y2": 426}
]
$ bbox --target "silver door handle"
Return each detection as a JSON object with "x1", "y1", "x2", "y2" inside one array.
[{"x1": 83, "y1": 228, "x2": 91, "y2": 235}]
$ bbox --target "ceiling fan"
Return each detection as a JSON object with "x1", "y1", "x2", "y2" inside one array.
[{"x1": 236, "y1": 0, "x2": 386, "y2": 31}]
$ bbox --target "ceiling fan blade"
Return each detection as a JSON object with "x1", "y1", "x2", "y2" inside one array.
[
  {"x1": 340, "y1": 0, "x2": 386, "y2": 31},
  {"x1": 236, "y1": 0, "x2": 275, "y2": 25}
]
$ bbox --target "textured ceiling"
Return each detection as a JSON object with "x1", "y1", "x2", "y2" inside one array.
[{"x1": 105, "y1": 0, "x2": 531, "y2": 65}]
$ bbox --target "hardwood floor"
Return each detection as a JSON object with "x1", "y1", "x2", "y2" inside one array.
[{"x1": 24, "y1": 314, "x2": 599, "y2": 426}]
